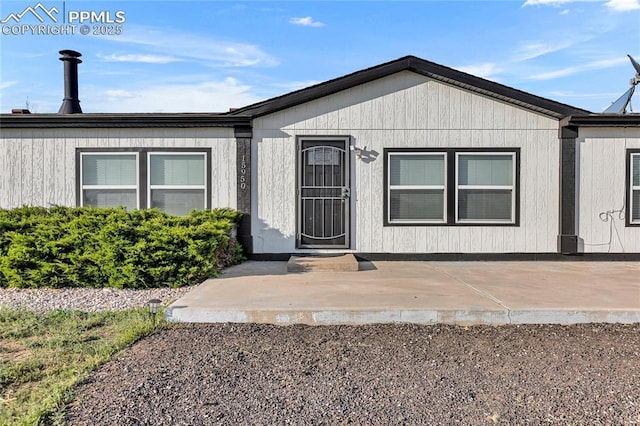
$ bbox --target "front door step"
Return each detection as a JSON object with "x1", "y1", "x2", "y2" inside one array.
[{"x1": 287, "y1": 253, "x2": 359, "y2": 272}]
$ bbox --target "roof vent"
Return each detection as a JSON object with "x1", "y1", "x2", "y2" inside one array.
[{"x1": 58, "y1": 50, "x2": 83, "y2": 114}]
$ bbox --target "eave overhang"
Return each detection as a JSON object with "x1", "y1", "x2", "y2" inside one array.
[
  {"x1": 561, "y1": 114, "x2": 640, "y2": 128},
  {"x1": 0, "y1": 113, "x2": 252, "y2": 129}
]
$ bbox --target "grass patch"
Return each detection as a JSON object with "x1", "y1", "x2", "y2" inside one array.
[{"x1": 0, "y1": 307, "x2": 161, "y2": 425}]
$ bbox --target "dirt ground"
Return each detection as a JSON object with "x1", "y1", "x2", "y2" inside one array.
[{"x1": 66, "y1": 323, "x2": 640, "y2": 425}]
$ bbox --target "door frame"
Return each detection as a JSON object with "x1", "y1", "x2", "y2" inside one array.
[{"x1": 296, "y1": 135, "x2": 352, "y2": 249}]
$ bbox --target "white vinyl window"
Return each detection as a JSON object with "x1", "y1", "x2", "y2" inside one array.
[
  {"x1": 80, "y1": 153, "x2": 139, "y2": 209},
  {"x1": 456, "y1": 152, "x2": 515, "y2": 223},
  {"x1": 388, "y1": 153, "x2": 446, "y2": 223},
  {"x1": 79, "y1": 150, "x2": 209, "y2": 216},
  {"x1": 148, "y1": 153, "x2": 207, "y2": 216},
  {"x1": 631, "y1": 153, "x2": 640, "y2": 224}
]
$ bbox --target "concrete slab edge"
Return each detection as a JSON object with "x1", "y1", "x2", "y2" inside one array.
[{"x1": 165, "y1": 308, "x2": 640, "y2": 325}]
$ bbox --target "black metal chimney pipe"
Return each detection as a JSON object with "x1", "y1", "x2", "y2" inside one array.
[{"x1": 58, "y1": 50, "x2": 83, "y2": 114}]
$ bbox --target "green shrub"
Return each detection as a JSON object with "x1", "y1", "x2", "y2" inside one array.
[{"x1": 0, "y1": 206, "x2": 244, "y2": 289}]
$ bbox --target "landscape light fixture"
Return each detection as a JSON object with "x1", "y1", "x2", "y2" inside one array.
[{"x1": 148, "y1": 299, "x2": 161, "y2": 327}]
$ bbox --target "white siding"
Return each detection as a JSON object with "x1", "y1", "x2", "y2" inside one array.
[
  {"x1": 0, "y1": 127, "x2": 237, "y2": 210},
  {"x1": 577, "y1": 127, "x2": 640, "y2": 253},
  {"x1": 252, "y1": 71, "x2": 560, "y2": 253}
]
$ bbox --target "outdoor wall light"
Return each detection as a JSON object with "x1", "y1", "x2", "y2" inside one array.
[
  {"x1": 148, "y1": 299, "x2": 161, "y2": 326},
  {"x1": 349, "y1": 144, "x2": 367, "y2": 159}
]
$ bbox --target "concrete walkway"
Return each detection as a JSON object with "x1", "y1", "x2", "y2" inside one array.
[{"x1": 165, "y1": 261, "x2": 640, "y2": 325}]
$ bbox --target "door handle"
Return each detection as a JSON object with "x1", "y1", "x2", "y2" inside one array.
[{"x1": 341, "y1": 187, "x2": 350, "y2": 199}]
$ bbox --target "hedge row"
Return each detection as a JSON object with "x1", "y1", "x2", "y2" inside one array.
[{"x1": 0, "y1": 206, "x2": 244, "y2": 289}]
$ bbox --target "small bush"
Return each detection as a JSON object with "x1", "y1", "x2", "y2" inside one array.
[{"x1": 0, "y1": 206, "x2": 244, "y2": 289}]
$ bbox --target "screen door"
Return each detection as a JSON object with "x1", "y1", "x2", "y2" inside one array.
[{"x1": 297, "y1": 137, "x2": 350, "y2": 248}]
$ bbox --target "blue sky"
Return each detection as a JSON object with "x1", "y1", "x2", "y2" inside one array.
[{"x1": 1, "y1": 0, "x2": 639, "y2": 114}]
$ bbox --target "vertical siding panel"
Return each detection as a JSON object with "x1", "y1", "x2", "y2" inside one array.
[
  {"x1": 325, "y1": 95, "x2": 340, "y2": 131},
  {"x1": 449, "y1": 86, "x2": 461, "y2": 130},
  {"x1": 448, "y1": 227, "x2": 460, "y2": 253},
  {"x1": 338, "y1": 89, "x2": 351, "y2": 130},
  {"x1": 459, "y1": 92, "x2": 472, "y2": 130},
  {"x1": 0, "y1": 139, "x2": 6, "y2": 207},
  {"x1": 427, "y1": 81, "x2": 439, "y2": 129},
  {"x1": 65, "y1": 137, "x2": 77, "y2": 206},
  {"x1": 416, "y1": 80, "x2": 429, "y2": 129},
  {"x1": 316, "y1": 96, "x2": 329, "y2": 130},
  {"x1": 55, "y1": 135, "x2": 69, "y2": 207},
  {"x1": 425, "y1": 228, "x2": 437, "y2": 252},
  {"x1": 370, "y1": 130, "x2": 385, "y2": 252},
  {"x1": 579, "y1": 138, "x2": 591, "y2": 251},
  {"x1": 405, "y1": 76, "x2": 418, "y2": 130},
  {"x1": 522, "y1": 134, "x2": 538, "y2": 253},
  {"x1": 9, "y1": 135, "x2": 23, "y2": 208},
  {"x1": 590, "y1": 141, "x2": 608, "y2": 250},
  {"x1": 482, "y1": 97, "x2": 495, "y2": 130},
  {"x1": 390, "y1": 79, "x2": 411, "y2": 130},
  {"x1": 493, "y1": 102, "x2": 506, "y2": 131},
  {"x1": 35, "y1": 131, "x2": 51, "y2": 206},
  {"x1": 22, "y1": 138, "x2": 34, "y2": 206},
  {"x1": 471, "y1": 94, "x2": 483, "y2": 130},
  {"x1": 438, "y1": 84, "x2": 449, "y2": 129},
  {"x1": 544, "y1": 133, "x2": 558, "y2": 252}
]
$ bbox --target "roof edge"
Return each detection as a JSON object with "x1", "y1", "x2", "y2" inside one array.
[
  {"x1": 227, "y1": 55, "x2": 591, "y2": 119},
  {"x1": 0, "y1": 113, "x2": 251, "y2": 129},
  {"x1": 562, "y1": 114, "x2": 640, "y2": 127}
]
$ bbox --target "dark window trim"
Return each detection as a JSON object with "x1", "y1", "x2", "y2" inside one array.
[
  {"x1": 383, "y1": 147, "x2": 520, "y2": 227},
  {"x1": 76, "y1": 147, "x2": 212, "y2": 211},
  {"x1": 627, "y1": 149, "x2": 640, "y2": 227}
]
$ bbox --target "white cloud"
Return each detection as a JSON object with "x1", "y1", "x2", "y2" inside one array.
[
  {"x1": 522, "y1": 0, "x2": 571, "y2": 7},
  {"x1": 527, "y1": 56, "x2": 628, "y2": 80},
  {"x1": 104, "y1": 89, "x2": 138, "y2": 101},
  {"x1": 289, "y1": 16, "x2": 325, "y2": 27},
  {"x1": 98, "y1": 53, "x2": 181, "y2": 64},
  {"x1": 84, "y1": 77, "x2": 263, "y2": 113},
  {"x1": 523, "y1": 0, "x2": 640, "y2": 11},
  {"x1": 455, "y1": 63, "x2": 503, "y2": 79},
  {"x1": 560, "y1": 8, "x2": 570, "y2": 14},
  {"x1": 103, "y1": 25, "x2": 278, "y2": 68},
  {"x1": 604, "y1": 0, "x2": 640, "y2": 11},
  {"x1": 0, "y1": 80, "x2": 19, "y2": 90},
  {"x1": 514, "y1": 40, "x2": 576, "y2": 61}
]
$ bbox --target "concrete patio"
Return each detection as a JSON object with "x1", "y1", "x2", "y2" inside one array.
[{"x1": 165, "y1": 260, "x2": 640, "y2": 325}]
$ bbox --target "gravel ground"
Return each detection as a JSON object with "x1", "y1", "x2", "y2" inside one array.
[
  {"x1": 66, "y1": 323, "x2": 640, "y2": 425},
  {"x1": 0, "y1": 287, "x2": 193, "y2": 312}
]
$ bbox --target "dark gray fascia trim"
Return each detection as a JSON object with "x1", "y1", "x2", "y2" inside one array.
[
  {"x1": 227, "y1": 56, "x2": 590, "y2": 119},
  {"x1": 557, "y1": 136, "x2": 578, "y2": 253},
  {"x1": 562, "y1": 114, "x2": 640, "y2": 127},
  {"x1": 236, "y1": 135, "x2": 252, "y2": 254},
  {"x1": 0, "y1": 113, "x2": 251, "y2": 129},
  {"x1": 234, "y1": 125, "x2": 253, "y2": 138}
]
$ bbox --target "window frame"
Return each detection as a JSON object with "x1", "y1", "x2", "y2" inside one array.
[
  {"x1": 147, "y1": 152, "x2": 208, "y2": 214},
  {"x1": 387, "y1": 151, "x2": 447, "y2": 224},
  {"x1": 455, "y1": 151, "x2": 517, "y2": 224},
  {"x1": 627, "y1": 149, "x2": 640, "y2": 226},
  {"x1": 76, "y1": 148, "x2": 212, "y2": 214},
  {"x1": 384, "y1": 148, "x2": 520, "y2": 227},
  {"x1": 79, "y1": 152, "x2": 140, "y2": 209}
]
